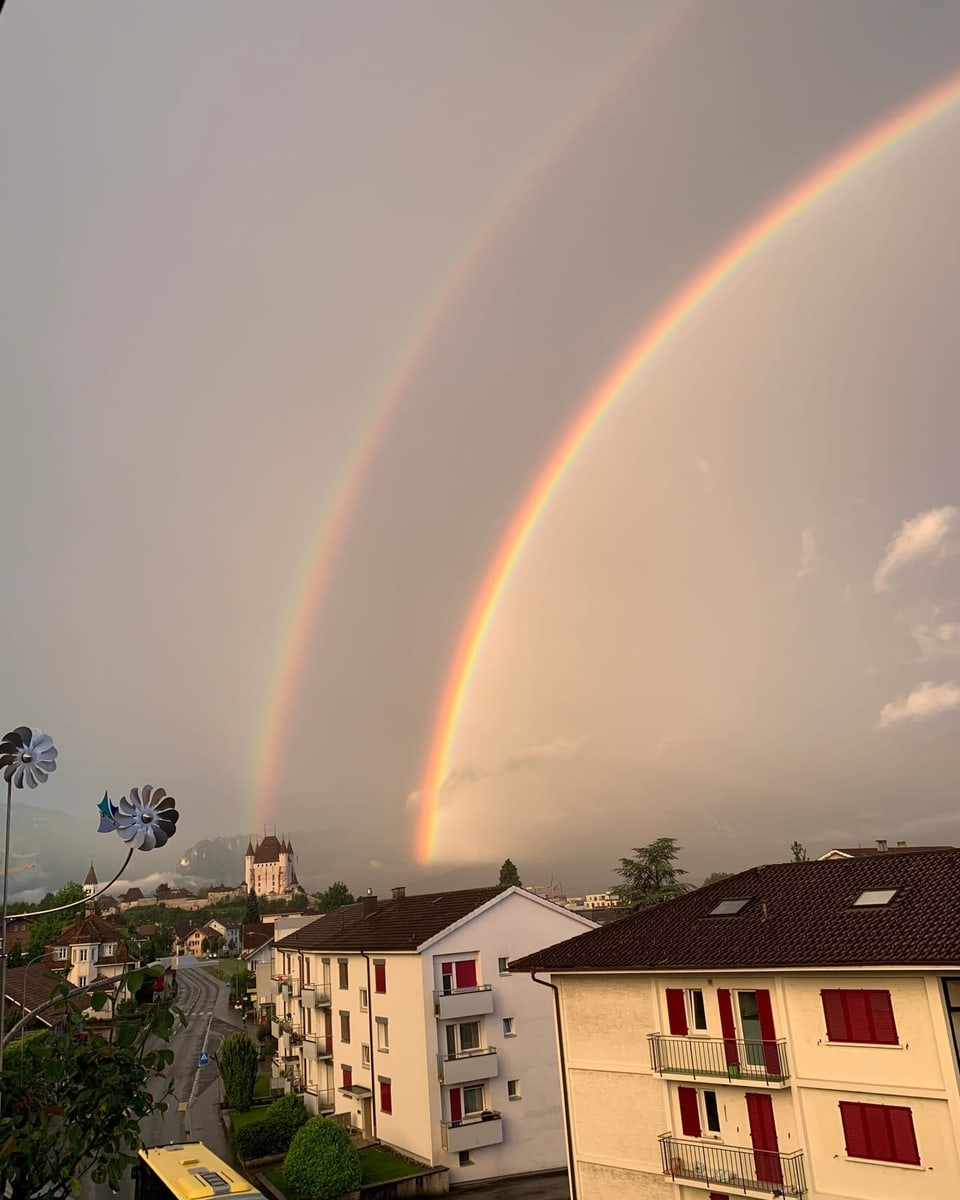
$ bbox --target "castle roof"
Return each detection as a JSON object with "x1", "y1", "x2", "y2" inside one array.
[
  {"x1": 245, "y1": 840, "x2": 254, "y2": 857},
  {"x1": 253, "y1": 835, "x2": 283, "y2": 864}
]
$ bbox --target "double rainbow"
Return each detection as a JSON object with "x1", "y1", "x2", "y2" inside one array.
[{"x1": 415, "y1": 69, "x2": 960, "y2": 863}]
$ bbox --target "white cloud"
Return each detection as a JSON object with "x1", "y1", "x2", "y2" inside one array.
[
  {"x1": 796, "y1": 527, "x2": 817, "y2": 580},
  {"x1": 910, "y1": 621, "x2": 960, "y2": 660},
  {"x1": 873, "y1": 506, "x2": 959, "y2": 593},
  {"x1": 877, "y1": 681, "x2": 960, "y2": 729}
]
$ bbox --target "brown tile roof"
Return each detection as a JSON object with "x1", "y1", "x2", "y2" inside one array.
[
  {"x1": 511, "y1": 851, "x2": 960, "y2": 973},
  {"x1": 275, "y1": 887, "x2": 505, "y2": 953},
  {"x1": 3, "y1": 963, "x2": 72, "y2": 1022},
  {"x1": 51, "y1": 912, "x2": 125, "y2": 948},
  {"x1": 242, "y1": 922, "x2": 273, "y2": 951},
  {"x1": 821, "y1": 845, "x2": 952, "y2": 858},
  {"x1": 253, "y1": 836, "x2": 283, "y2": 864}
]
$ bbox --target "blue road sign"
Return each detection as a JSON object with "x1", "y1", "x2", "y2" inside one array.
[{"x1": 199, "y1": 1050, "x2": 210, "y2": 1067}]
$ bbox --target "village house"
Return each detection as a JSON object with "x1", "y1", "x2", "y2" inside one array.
[
  {"x1": 512, "y1": 849, "x2": 960, "y2": 1200},
  {"x1": 272, "y1": 885, "x2": 594, "y2": 1185}
]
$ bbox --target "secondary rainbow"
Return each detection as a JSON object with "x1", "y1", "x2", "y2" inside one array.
[
  {"x1": 416, "y1": 69, "x2": 960, "y2": 863},
  {"x1": 250, "y1": 3, "x2": 689, "y2": 823}
]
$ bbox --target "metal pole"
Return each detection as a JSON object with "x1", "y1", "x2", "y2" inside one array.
[{"x1": 0, "y1": 778, "x2": 14, "y2": 1074}]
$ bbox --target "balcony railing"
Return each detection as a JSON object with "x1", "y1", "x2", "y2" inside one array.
[
  {"x1": 302, "y1": 981, "x2": 332, "y2": 1008},
  {"x1": 271, "y1": 972, "x2": 301, "y2": 997},
  {"x1": 305, "y1": 1086, "x2": 336, "y2": 1112},
  {"x1": 434, "y1": 985, "x2": 495, "y2": 1020},
  {"x1": 649, "y1": 1034, "x2": 790, "y2": 1086},
  {"x1": 660, "y1": 1134, "x2": 806, "y2": 1197},
  {"x1": 301, "y1": 1034, "x2": 334, "y2": 1061},
  {"x1": 441, "y1": 1112, "x2": 503, "y2": 1152},
  {"x1": 438, "y1": 1046, "x2": 499, "y2": 1086}
]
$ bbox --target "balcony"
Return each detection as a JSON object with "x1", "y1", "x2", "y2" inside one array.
[
  {"x1": 649, "y1": 1034, "x2": 790, "y2": 1087},
  {"x1": 660, "y1": 1134, "x2": 806, "y2": 1197},
  {"x1": 306, "y1": 1086, "x2": 336, "y2": 1113},
  {"x1": 302, "y1": 981, "x2": 332, "y2": 1008},
  {"x1": 301, "y1": 1034, "x2": 334, "y2": 1062},
  {"x1": 441, "y1": 1112, "x2": 503, "y2": 1153},
  {"x1": 439, "y1": 1047, "x2": 498, "y2": 1087},
  {"x1": 271, "y1": 972, "x2": 301, "y2": 998},
  {"x1": 434, "y1": 985, "x2": 495, "y2": 1020}
]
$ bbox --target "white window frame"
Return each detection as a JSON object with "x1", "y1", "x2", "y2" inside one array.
[
  {"x1": 687, "y1": 988, "x2": 708, "y2": 1031},
  {"x1": 507, "y1": 1078, "x2": 521, "y2": 1100},
  {"x1": 446, "y1": 1020, "x2": 482, "y2": 1057},
  {"x1": 502, "y1": 1016, "x2": 515, "y2": 1037},
  {"x1": 498, "y1": 956, "x2": 510, "y2": 974},
  {"x1": 376, "y1": 1016, "x2": 389, "y2": 1052},
  {"x1": 362, "y1": 1043, "x2": 371, "y2": 1067},
  {"x1": 359, "y1": 986, "x2": 369, "y2": 1012},
  {"x1": 462, "y1": 1085, "x2": 485, "y2": 1116}
]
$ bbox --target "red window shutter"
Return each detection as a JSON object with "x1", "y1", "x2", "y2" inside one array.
[
  {"x1": 866, "y1": 991, "x2": 898, "y2": 1045},
  {"x1": 454, "y1": 960, "x2": 477, "y2": 989},
  {"x1": 821, "y1": 990, "x2": 848, "y2": 1041},
  {"x1": 887, "y1": 1106, "x2": 920, "y2": 1165},
  {"x1": 839, "y1": 1102, "x2": 869, "y2": 1158},
  {"x1": 709, "y1": 1195, "x2": 730, "y2": 1200},
  {"x1": 717, "y1": 989, "x2": 739, "y2": 1067},
  {"x1": 374, "y1": 963, "x2": 387, "y2": 993},
  {"x1": 343, "y1": 1067, "x2": 352, "y2": 1088},
  {"x1": 755, "y1": 989, "x2": 782, "y2": 1076},
  {"x1": 380, "y1": 1081, "x2": 392, "y2": 1114},
  {"x1": 862, "y1": 1104, "x2": 893, "y2": 1162},
  {"x1": 678, "y1": 1086, "x2": 701, "y2": 1138},
  {"x1": 666, "y1": 988, "x2": 688, "y2": 1036},
  {"x1": 449, "y1": 1088, "x2": 462, "y2": 1123},
  {"x1": 842, "y1": 992, "x2": 874, "y2": 1043}
]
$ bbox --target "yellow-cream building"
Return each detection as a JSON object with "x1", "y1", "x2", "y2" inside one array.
[{"x1": 513, "y1": 850, "x2": 960, "y2": 1200}]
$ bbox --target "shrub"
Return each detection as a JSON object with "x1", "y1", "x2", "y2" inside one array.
[
  {"x1": 232, "y1": 1094, "x2": 309, "y2": 1161},
  {"x1": 283, "y1": 1118, "x2": 362, "y2": 1199},
  {"x1": 218, "y1": 1031, "x2": 258, "y2": 1111}
]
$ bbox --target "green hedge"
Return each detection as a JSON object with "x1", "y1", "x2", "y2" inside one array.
[
  {"x1": 283, "y1": 1118, "x2": 362, "y2": 1200},
  {"x1": 232, "y1": 1093, "x2": 309, "y2": 1161}
]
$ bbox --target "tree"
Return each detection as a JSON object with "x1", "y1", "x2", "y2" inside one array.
[
  {"x1": 0, "y1": 970, "x2": 181, "y2": 1198},
  {"x1": 155, "y1": 882, "x2": 171, "y2": 899},
  {"x1": 217, "y1": 1030, "x2": 259, "y2": 1112},
  {"x1": 498, "y1": 858, "x2": 521, "y2": 887},
  {"x1": 5, "y1": 943, "x2": 22, "y2": 969},
  {"x1": 243, "y1": 887, "x2": 261, "y2": 924},
  {"x1": 283, "y1": 1117, "x2": 362, "y2": 1200},
  {"x1": 701, "y1": 871, "x2": 733, "y2": 888},
  {"x1": 613, "y1": 837, "x2": 690, "y2": 911},
  {"x1": 790, "y1": 841, "x2": 809, "y2": 862},
  {"x1": 315, "y1": 882, "x2": 354, "y2": 913}
]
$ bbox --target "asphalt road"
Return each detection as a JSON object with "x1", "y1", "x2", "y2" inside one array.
[
  {"x1": 453, "y1": 1173, "x2": 571, "y2": 1199},
  {"x1": 80, "y1": 964, "x2": 248, "y2": 1200}
]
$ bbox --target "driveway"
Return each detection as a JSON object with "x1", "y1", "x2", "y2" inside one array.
[{"x1": 453, "y1": 1171, "x2": 570, "y2": 1199}]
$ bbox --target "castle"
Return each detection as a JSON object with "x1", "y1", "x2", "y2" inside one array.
[{"x1": 244, "y1": 834, "x2": 300, "y2": 898}]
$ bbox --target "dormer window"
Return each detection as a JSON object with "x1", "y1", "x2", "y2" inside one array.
[
  {"x1": 853, "y1": 889, "x2": 897, "y2": 907},
  {"x1": 103, "y1": 944, "x2": 114, "y2": 957},
  {"x1": 708, "y1": 898, "x2": 751, "y2": 916},
  {"x1": 55, "y1": 946, "x2": 67, "y2": 960}
]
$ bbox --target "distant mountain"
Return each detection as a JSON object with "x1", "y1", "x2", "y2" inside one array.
[{"x1": 176, "y1": 834, "x2": 250, "y2": 886}]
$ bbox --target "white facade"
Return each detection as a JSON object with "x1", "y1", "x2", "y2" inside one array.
[{"x1": 272, "y1": 888, "x2": 595, "y2": 1184}]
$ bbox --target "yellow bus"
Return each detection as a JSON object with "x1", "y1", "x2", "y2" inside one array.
[{"x1": 133, "y1": 1143, "x2": 266, "y2": 1200}]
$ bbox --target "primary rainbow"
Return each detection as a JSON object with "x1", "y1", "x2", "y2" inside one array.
[
  {"x1": 415, "y1": 68, "x2": 960, "y2": 863},
  {"x1": 250, "y1": 3, "x2": 689, "y2": 823}
]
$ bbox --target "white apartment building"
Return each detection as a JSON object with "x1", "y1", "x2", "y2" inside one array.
[
  {"x1": 513, "y1": 850, "x2": 960, "y2": 1200},
  {"x1": 273, "y1": 885, "x2": 595, "y2": 1184}
]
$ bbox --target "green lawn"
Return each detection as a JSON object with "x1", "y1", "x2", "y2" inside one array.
[
  {"x1": 357, "y1": 1147, "x2": 422, "y2": 1182},
  {"x1": 202, "y1": 958, "x2": 244, "y2": 982},
  {"x1": 254, "y1": 1072, "x2": 272, "y2": 1098},
  {"x1": 263, "y1": 1147, "x2": 421, "y2": 1197},
  {"x1": 230, "y1": 1107, "x2": 268, "y2": 1132}
]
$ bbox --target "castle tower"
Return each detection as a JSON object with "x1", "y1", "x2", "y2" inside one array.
[{"x1": 244, "y1": 839, "x2": 254, "y2": 892}]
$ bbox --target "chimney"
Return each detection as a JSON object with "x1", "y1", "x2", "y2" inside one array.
[
  {"x1": 897, "y1": 840, "x2": 907, "y2": 848},
  {"x1": 361, "y1": 893, "x2": 378, "y2": 916},
  {"x1": 391, "y1": 886, "x2": 406, "y2": 901},
  {"x1": 876, "y1": 839, "x2": 888, "y2": 853}
]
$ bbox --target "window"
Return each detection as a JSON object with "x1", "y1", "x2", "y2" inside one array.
[
  {"x1": 507, "y1": 1079, "x2": 521, "y2": 1100},
  {"x1": 78, "y1": 948, "x2": 88, "y2": 962},
  {"x1": 78, "y1": 975, "x2": 87, "y2": 989},
  {"x1": 374, "y1": 960, "x2": 387, "y2": 993},
  {"x1": 689, "y1": 988, "x2": 708, "y2": 1031},
  {"x1": 338, "y1": 959, "x2": 349, "y2": 990},
  {"x1": 458, "y1": 1151, "x2": 473, "y2": 1167},
  {"x1": 376, "y1": 1016, "x2": 389, "y2": 1052},
  {"x1": 359, "y1": 986, "x2": 369, "y2": 1011},
  {"x1": 463, "y1": 1085, "x2": 484, "y2": 1115},
  {"x1": 339, "y1": 1011, "x2": 351, "y2": 1043},
  {"x1": 55, "y1": 947, "x2": 67, "y2": 960},
  {"x1": 303, "y1": 957, "x2": 311, "y2": 985},
  {"x1": 666, "y1": 988, "x2": 688, "y2": 1036},
  {"x1": 342, "y1": 1065, "x2": 352, "y2": 1089},
  {"x1": 362, "y1": 1043, "x2": 371, "y2": 1067},
  {"x1": 441, "y1": 959, "x2": 478, "y2": 993},
  {"x1": 498, "y1": 956, "x2": 510, "y2": 974},
  {"x1": 678, "y1": 1086, "x2": 701, "y2": 1138},
  {"x1": 304, "y1": 1006, "x2": 312, "y2": 1034},
  {"x1": 379, "y1": 1078, "x2": 392, "y2": 1114},
  {"x1": 703, "y1": 1090, "x2": 721, "y2": 1133},
  {"x1": 103, "y1": 944, "x2": 114, "y2": 957},
  {"x1": 821, "y1": 990, "x2": 898, "y2": 1045},
  {"x1": 446, "y1": 1021, "x2": 481, "y2": 1057},
  {"x1": 709, "y1": 898, "x2": 751, "y2": 916},
  {"x1": 839, "y1": 1101, "x2": 920, "y2": 1165},
  {"x1": 854, "y1": 889, "x2": 898, "y2": 907},
  {"x1": 502, "y1": 1017, "x2": 515, "y2": 1037}
]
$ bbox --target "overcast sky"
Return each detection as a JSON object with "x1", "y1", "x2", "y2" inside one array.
[{"x1": 3, "y1": 2, "x2": 960, "y2": 896}]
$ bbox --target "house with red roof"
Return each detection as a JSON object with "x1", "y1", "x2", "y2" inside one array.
[{"x1": 512, "y1": 850, "x2": 960, "y2": 1200}]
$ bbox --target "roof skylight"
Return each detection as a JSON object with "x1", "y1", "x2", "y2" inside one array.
[
  {"x1": 709, "y1": 898, "x2": 751, "y2": 916},
  {"x1": 853, "y1": 888, "x2": 898, "y2": 907}
]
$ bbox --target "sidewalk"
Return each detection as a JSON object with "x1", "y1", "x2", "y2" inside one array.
[{"x1": 452, "y1": 1170, "x2": 570, "y2": 1199}]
